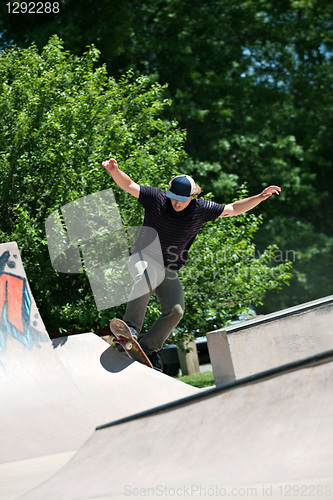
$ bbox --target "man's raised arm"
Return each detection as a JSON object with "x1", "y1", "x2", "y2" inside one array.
[
  {"x1": 102, "y1": 158, "x2": 140, "y2": 198},
  {"x1": 220, "y1": 185, "x2": 281, "y2": 217}
]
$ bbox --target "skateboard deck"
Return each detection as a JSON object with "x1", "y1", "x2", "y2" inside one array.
[{"x1": 109, "y1": 318, "x2": 153, "y2": 369}]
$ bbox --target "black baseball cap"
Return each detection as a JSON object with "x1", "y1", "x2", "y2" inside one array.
[{"x1": 166, "y1": 175, "x2": 196, "y2": 202}]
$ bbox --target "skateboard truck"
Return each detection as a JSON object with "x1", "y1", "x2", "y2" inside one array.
[
  {"x1": 109, "y1": 318, "x2": 153, "y2": 369},
  {"x1": 109, "y1": 334, "x2": 133, "y2": 351}
]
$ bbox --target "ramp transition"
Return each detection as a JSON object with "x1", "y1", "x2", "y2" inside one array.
[
  {"x1": 20, "y1": 351, "x2": 333, "y2": 499},
  {"x1": 0, "y1": 242, "x2": 198, "y2": 499},
  {"x1": 1, "y1": 241, "x2": 333, "y2": 499}
]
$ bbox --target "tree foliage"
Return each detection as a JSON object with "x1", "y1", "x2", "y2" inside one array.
[
  {"x1": 0, "y1": 37, "x2": 290, "y2": 337},
  {"x1": 0, "y1": 37, "x2": 185, "y2": 333},
  {"x1": 0, "y1": 0, "x2": 331, "y2": 312},
  {"x1": 120, "y1": 0, "x2": 333, "y2": 311}
]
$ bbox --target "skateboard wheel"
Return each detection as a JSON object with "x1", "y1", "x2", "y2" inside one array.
[{"x1": 125, "y1": 341, "x2": 132, "y2": 350}]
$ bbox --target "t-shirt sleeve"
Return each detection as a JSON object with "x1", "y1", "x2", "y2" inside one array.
[
  {"x1": 138, "y1": 185, "x2": 161, "y2": 209},
  {"x1": 200, "y1": 199, "x2": 225, "y2": 221}
]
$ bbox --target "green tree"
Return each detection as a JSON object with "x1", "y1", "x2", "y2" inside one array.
[
  {"x1": 122, "y1": 0, "x2": 333, "y2": 311},
  {"x1": 0, "y1": 37, "x2": 290, "y2": 336},
  {"x1": 0, "y1": 36, "x2": 185, "y2": 333},
  {"x1": 2, "y1": 0, "x2": 330, "y2": 312}
]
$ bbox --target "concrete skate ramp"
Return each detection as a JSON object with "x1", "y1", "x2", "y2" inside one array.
[
  {"x1": 19, "y1": 351, "x2": 333, "y2": 500},
  {"x1": 0, "y1": 242, "x2": 198, "y2": 497},
  {"x1": 208, "y1": 295, "x2": 333, "y2": 385}
]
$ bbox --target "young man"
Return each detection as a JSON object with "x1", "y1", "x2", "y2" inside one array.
[{"x1": 102, "y1": 157, "x2": 281, "y2": 369}]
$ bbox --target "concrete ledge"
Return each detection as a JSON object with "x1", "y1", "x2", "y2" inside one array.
[{"x1": 207, "y1": 295, "x2": 333, "y2": 385}]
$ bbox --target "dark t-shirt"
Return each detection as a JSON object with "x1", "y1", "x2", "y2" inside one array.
[{"x1": 131, "y1": 186, "x2": 224, "y2": 270}]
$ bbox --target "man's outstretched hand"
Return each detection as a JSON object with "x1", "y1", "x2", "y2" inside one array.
[
  {"x1": 260, "y1": 185, "x2": 281, "y2": 199},
  {"x1": 102, "y1": 158, "x2": 118, "y2": 173}
]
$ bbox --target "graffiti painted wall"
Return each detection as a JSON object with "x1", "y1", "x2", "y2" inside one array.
[{"x1": 0, "y1": 242, "x2": 49, "y2": 353}]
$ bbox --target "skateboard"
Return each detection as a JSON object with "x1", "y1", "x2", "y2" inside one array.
[{"x1": 109, "y1": 318, "x2": 153, "y2": 369}]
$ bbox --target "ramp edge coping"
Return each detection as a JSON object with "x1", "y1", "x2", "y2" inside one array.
[{"x1": 96, "y1": 348, "x2": 333, "y2": 432}]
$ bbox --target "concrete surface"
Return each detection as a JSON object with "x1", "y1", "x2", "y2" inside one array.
[
  {"x1": 207, "y1": 295, "x2": 333, "y2": 385},
  {"x1": 19, "y1": 352, "x2": 333, "y2": 499},
  {"x1": 1, "y1": 241, "x2": 333, "y2": 499},
  {"x1": 0, "y1": 242, "x2": 198, "y2": 499}
]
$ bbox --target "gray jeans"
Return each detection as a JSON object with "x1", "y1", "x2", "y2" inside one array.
[{"x1": 123, "y1": 253, "x2": 185, "y2": 355}]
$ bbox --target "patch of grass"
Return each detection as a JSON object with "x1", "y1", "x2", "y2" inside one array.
[{"x1": 176, "y1": 371, "x2": 215, "y2": 388}]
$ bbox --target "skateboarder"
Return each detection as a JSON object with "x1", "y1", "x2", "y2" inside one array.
[{"x1": 103, "y1": 158, "x2": 281, "y2": 370}]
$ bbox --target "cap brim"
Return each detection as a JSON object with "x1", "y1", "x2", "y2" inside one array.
[{"x1": 166, "y1": 190, "x2": 191, "y2": 202}]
